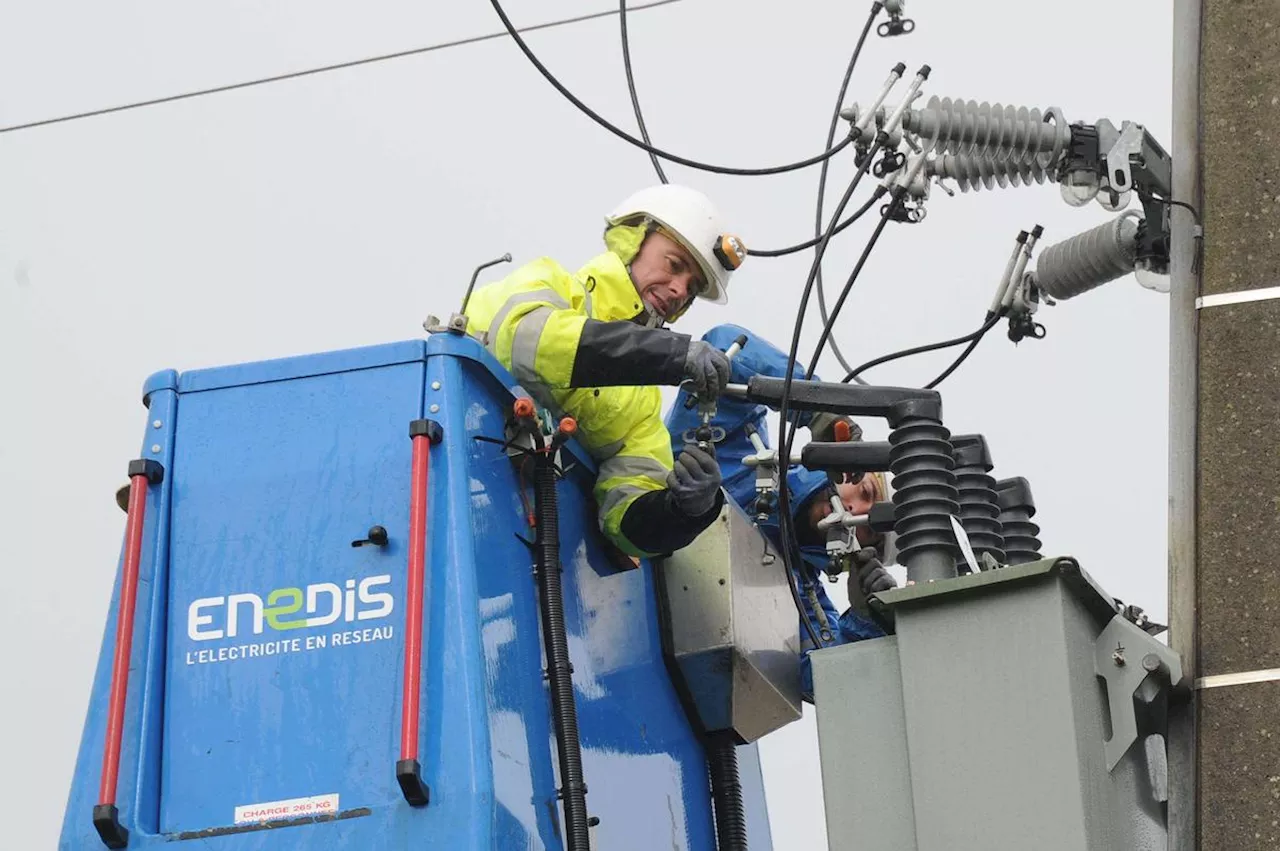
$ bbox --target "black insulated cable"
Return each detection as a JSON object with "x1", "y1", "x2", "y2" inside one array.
[
  {"x1": 776, "y1": 171, "x2": 871, "y2": 649},
  {"x1": 1135, "y1": 190, "x2": 1201, "y2": 227},
  {"x1": 806, "y1": 189, "x2": 904, "y2": 377},
  {"x1": 706, "y1": 733, "x2": 748, "y2": 851},
  {"x1": 815, "y1": 3, "x2": 885, "y2": 377},
  {"x1": 923, "y1": 321, "x2": 998, "y2": 389},
  {"x1": 532, "y1": 454, "x2": 592, "y2": 850},
  {"x1": 773, "y1": 142, "x2": 883, "y2": 649},
  {"x1": 618, "y1": 0, "x2": 883, "y2": 252},
  {"x1": 747, "y1": 188, "x2": 885, "y2": 258},
  {"x1": 619, "y1": 0, "x2": 668, "y2": 183},
  {"x1": 489, "y1": 0, "x2": 854, "y2": 176},
  {"x1": 842, "y1": 311, "x2": 1002, "y2": 384}
]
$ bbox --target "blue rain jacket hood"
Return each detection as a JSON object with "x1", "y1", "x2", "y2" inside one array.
[{"x1": 664, "y1": 323, "x2": 885, "y2": 701}]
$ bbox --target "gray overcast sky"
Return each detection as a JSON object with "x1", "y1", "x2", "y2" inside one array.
[{"x1": 0, "y1": 1, "x2": 1172, "y2": 847}]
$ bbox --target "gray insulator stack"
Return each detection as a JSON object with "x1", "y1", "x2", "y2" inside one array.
[
  {"x1": 950, "y1": 436, "x2": 1005, "y2": 572},
  {"x1": 926, "y1": 152, "x2": 1056, "y2": 193},
  {"x1": 889, "y1": 409, "x2": 961, "y2": 583},
  {"x1": 995, "y1": 477, "x2": 1042, "y2": 565},
  {"x1": 902, "y1": 97, "x2": 1071, "y2": 167},
  {"x1": 1033, "y1": 214, "x2": 1140, "y2": 301}
]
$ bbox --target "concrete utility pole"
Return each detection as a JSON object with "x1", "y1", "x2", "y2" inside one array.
[{"x1": 1170, "y1": 2, "x2": 1280, "y2": 849}]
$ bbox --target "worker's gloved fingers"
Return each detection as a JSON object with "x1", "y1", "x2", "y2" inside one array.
[
  {"x1": 680, "y1": 444, "x2": 719, "y2": 475},
  {"x1": 808, "y1": 412, "x2": 840, "y2": 443},
  {"x1": 683, "y1": 341, "x2": 730, "y2": 399},
  {"x1": 672, "y1": 454, "x2": 707, "y2": 490},
  {"x1": 674, "y1": 450, "x2": 703, "y2": 481},
  {"x1": 701, "y1": 352, "x2": 727, "y2": 397},
  {"x1": 697, "y1": 364, "x2": 716, "y2": 398},
  {"x1": 853, "y1": 546, "x2": 880, "y2": 566},
  {"x1": 709, "y1": 348, "x2": 730, "y2": 397},
  {"x1": 860, "y1": 567, "x2": 896, "y2": 596},
  {"x1": 857, "y1": 556, "x2": 897, "y2": 596},
  {"x1": 668, "y1": 446, "x2": 722, "y2": 518},
  {"x1": 683, "y1": 341, "x2": 709, "y2": 395}
]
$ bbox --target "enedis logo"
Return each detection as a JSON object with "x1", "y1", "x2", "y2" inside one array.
[{"x1": 184, "y1": 575, "x2": 396, "y2": 667}]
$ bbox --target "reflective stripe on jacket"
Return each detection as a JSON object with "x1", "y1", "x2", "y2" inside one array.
[{"x1": 466, "y1": 251, "x2": 699, "y2": 556}]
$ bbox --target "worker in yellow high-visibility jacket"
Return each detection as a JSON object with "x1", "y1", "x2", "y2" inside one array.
[{"x1": 465, "y1": 185, "x2": 748, "y2": 558}]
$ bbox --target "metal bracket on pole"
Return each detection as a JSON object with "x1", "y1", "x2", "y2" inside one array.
[{"x1": 1094, "y1": 615, "x2": 1188, "y2": 771}]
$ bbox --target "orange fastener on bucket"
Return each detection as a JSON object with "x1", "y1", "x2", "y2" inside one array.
[
  {"x1": 558, "y1": 417, "x2": 578, "y2": 436},
  {"x1": 834, "y1": 420, "x2": 852, "y2": 442},
  {"x1": 514, "y1": 397, "x2": 536, "y2": 419}
]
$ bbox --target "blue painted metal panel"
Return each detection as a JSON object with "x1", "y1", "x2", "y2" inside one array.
[
  {"x1": 60, "y1": 336, "x2": 775, "y2": 850},
  {"x1": 176, "y1": 340, "x2": 429, "y2": 395},
  {"x1": 451, "y1": 352, "x2": 722, "y2": 850},
  {"x1": 161, "y1": 362, "x2": 426, "y2": 830}
]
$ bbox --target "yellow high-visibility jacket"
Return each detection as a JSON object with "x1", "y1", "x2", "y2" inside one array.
[{"x1": 465, "y1": 250, "x2": 722, "y2": 557}]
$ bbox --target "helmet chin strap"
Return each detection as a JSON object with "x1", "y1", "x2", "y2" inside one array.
[
  {"x1": 628, "y1": 260, "x2": 670, "y2": 328},
  {"x1": 639, "y1": 296, "x2": 696, "y2": 328},
  {"x1": 627, "y1": 256, "x2": 697, "y2": 328}
]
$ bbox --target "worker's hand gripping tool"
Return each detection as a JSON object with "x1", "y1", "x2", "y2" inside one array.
[
  {"x1": 817, "y1": 498, "x2": 896, "y2": 575},
  {"x1": 680, "y1": 334, "x2": 748, "y2": 450}
]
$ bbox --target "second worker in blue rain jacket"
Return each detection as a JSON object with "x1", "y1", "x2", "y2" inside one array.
[{"x1": 664, "y1": 323, "x2": 898, "y2": 701}]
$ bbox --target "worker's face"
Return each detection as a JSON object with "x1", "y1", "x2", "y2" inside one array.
[
  {"x1": 806, "y1": 474, "x2": 883, "y2": 547},
  {"x1": 629, "y1": 231, "x2": 706, "y2": 320}
]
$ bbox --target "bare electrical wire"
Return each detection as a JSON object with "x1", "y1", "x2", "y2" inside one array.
[
  {"x1": 0, "y1": 0, "x2": 683, "y2": 135},
  {"x1": 488, "y1": 0, "x2": 854, "y2": 176}
]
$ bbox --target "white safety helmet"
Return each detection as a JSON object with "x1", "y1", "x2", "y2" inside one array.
[{"x1": 605, "y1": 184, "x2": 746, "y2": 305}]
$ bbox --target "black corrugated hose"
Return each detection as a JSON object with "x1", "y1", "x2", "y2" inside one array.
[
  {"x1": 533, "y1": 453, "x2": 592, "y2": 850},
  {"x1": 706, "y1": 732, "x2": 748, "y2": 850}
]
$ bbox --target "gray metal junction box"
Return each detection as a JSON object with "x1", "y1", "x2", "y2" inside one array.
[{"x1": 812, "y1": 558, "x2": 1186, "y2": 851}]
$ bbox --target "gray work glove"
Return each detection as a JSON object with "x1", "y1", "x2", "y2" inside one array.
[
  {"x1": 853, "y1": 546, "x2": 897, "y2": 597},
  {"x1": 808, "y1": 412, "x2": 862, "y2": 444},
  {"x1": 666, "y1": 444, "x2": 722, "y2": 518},
  {"x1": 683, "y1": 340, "x2": 731, "y2": 400}
]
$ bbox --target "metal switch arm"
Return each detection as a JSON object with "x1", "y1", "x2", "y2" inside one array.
[{"x1": 1094, "y1": 615, "x2": 1188, "y2": 771}]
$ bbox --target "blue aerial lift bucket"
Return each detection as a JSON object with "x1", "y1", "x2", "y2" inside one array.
[{"x1": 59, "y1": 333, "x2": 774, "y2": 850}]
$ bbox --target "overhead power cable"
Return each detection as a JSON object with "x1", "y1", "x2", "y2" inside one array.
[
  {"x1": 842, "y1": 311, "x2": 1002, "y2": 383},
  {"x1": 489, "y1": 0, "x2": 853, "y2": 176},
  {"x1": 771, "y1": 142, "x2": 883, "y2": 648},
  {"x1": 806, "y1": 190, "x2": 901, "y2": 377},
  {"x1": 618, "y1": 0, "x2": 883, "y2": 255},
  {"x1": 0, "y1": 0, "x2": 683, "y2": 135},
  {"x1": 815, "y1": 3, "x2": 884, "y2": 380},
  {"x1": 619, "y1": 0, "x2": 668, "y2": 183},
  {"x1": 923, "y1": 318, "x2": 1000, "y2": 388},
  {"x1": 748, "y1": 188, "x2": 885, "y2": 258}
]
